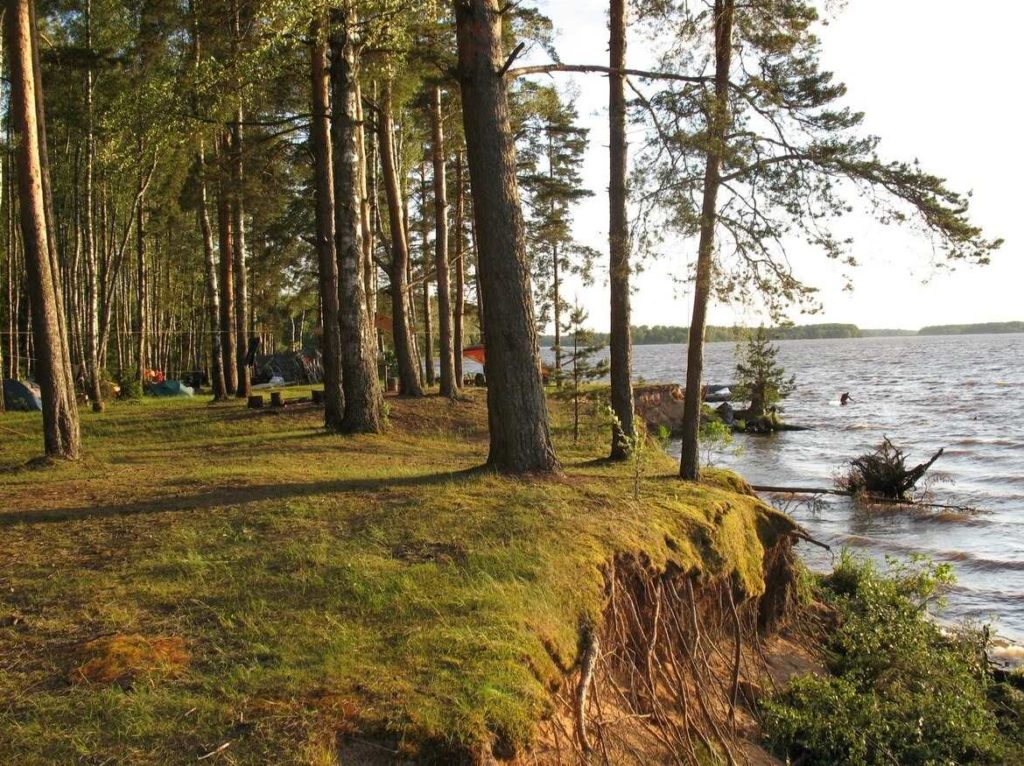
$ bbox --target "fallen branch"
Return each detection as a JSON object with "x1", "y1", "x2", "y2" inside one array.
[
  {"x1": 752, "y1": 484, "x2": 979, "y2": 515},
  {"x1": 861, "y1": 497, "x2": 982, "y2": 514},
  {"x1": 575, "y1": 628, "x2": 599, "y2": 755},
  {"x1": 197, "y1": 741, "x2": 231, "y2": 761},
  {"x1": 790, "y1": 529, "x2": 832, "y2": 552},
  {"x1": 752, "y1": 484, "x2": 850, "y2": 496}
]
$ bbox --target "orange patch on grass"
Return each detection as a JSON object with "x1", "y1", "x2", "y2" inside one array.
[{"x1": 70, "y1": 634, "x2": 189, "y2": 685}]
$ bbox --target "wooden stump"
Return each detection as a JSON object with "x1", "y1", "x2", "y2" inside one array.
[
  {"x1": 270, "y1": 392, "x2": 284, "y2": 408},
  {"x1": 311, "y1": 389, "x2": 325, "y2": 405},
  {"x1": 247, "y1": 395, "x2": 264, "y2": 409}
]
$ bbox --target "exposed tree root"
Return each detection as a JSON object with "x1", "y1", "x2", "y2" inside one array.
[{"x1": 531, "y1": 537, "x2": 802, "y2": 765}]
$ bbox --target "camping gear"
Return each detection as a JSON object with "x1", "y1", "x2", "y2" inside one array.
[
  {"x1": 2, "y1": 379, "x2": 43, "y2": 412},
  {"x1": 463, "y1": 344, "x2": 486, "y2": 366},
  {"x1": 461, "y1": 344, "x2": 550, "y2": 379},
  {"x1": 145, "y1": 380, "x2": 194, "y2": 397},
  {"x1": 704, "y1": 385, "x2": 733, "y2": 402},
  {"x1": 252, "y1": 352, "x2": 323, "y2": 385}
]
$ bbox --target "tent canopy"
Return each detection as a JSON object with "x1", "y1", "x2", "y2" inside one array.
[
  {"x1": 3, "y1": 379, "x2": 43, "y2": 412},
  {"x1": 145, "y1": 380, "x2": 194, "y2": 397}
]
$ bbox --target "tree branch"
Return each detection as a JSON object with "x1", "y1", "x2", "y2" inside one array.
[{"x1": 507, "y1": 63, "x2": 711, "y2": 84}]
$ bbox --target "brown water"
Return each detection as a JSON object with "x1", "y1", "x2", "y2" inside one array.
[{"x1": 625, "y1": 334, "x2": 1024, "y2": 655}]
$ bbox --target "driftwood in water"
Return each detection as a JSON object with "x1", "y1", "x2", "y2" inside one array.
[
  {"x1": 838, "y1": 438, "x2": 944, "y2": 500},
  {"x1": 752, "y1": 485, "x2": 850, "y2": 496}
]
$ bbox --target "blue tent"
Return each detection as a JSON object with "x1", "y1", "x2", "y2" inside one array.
[
  {"x1": 3, "y1": 379, "x2": 43, "y2": 412},
  {"x1": 145, "y1": 380, "x2": 194, "y2": 397}
]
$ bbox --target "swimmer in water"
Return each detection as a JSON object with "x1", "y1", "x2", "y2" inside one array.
[{"x1": 840, "y1": 392, "x2": 852, "y2": 406}]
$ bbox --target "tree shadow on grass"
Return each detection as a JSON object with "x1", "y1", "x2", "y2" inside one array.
[{"x1": 0, "y1": 466, "x2": 491, "y2": 527}]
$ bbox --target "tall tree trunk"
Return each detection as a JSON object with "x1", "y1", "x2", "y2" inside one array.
[
  {"x1": 547, "y1": 131, "x2": 563, "y2": 383},
  {"x1": 190, "y1": 0, "x2": 226, "y2": 401},
  {"x1": 455, "y1": 0, "x2": 558, "y2": 473},
  {"x1": 230, "y1": 117, "x2": 250, "y2": 397},
  {"x1": 4, "y1": 116, "x2": 16, "y2": 379},
  {"x1": 376, "y1": 81, "x2": 422, "y2": 396},
  {"x1": 5, "y1": 0, "x2": 80, "y2": 458},
  {"x1": 431, "y1": 85, "x2": 457, "y2": 398},
  {"x1": 215, "y1": 135, "x2": 237, "y2": 395},
  {"x1": 28, "y1": 0, "x2": 76, "y2": 406},
  {"x1": 311, "y1": 15, "x2": 344, "y2": 430},
  {"x1": 418, "y1": 163, "x2": 434, "y2": 386},
  {"x1": 608, "y1": 0, "x2": 635, "y2": 460},
  {"x1": 83, "y1": 0, "x2": 103, "y2": 411},
  {"x1": 135, "y1": 163, "x2": 147, "y2": 384},
  {"x1": 471, "y1": 218, "x2": 484, "y2": 338},
  {"x1": 230, "y1": 0, "x2": 250, "y2": 398},
  {"x1": 680, "y1": 0, "x2": 735, "y2": 480},
  {"x1": 453, "y1": 150, "x2": 466, "y2": 385},
  {"x1": 331, "y1": 8, "x2": 384, "y2": 433},
  {"x1": 197, "y1": 147, "x2": 226, "y2": 400},
  {"x1": 552, "y1": 241, "x2": 561, "y2": 381},
  {"x1": 356, "y1": 83, "x2": 376, "y2": 324}
]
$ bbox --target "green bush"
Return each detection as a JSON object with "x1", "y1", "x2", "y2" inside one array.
[
  {"x1": 117, "y1": 374, "x2": 143, "y2": 401},
  {"x1": 761, "y1": 553, "x2": 1024, "y2": 765}
]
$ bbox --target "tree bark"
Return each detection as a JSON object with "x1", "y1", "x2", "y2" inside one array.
[
  {"x1": 230, "y1": 0, "x2": 250, "y2": 398},
  {"x1": 311, "y1": 16, "x2": 345, "y2": 430},
  {"x1": 230, "y1": 113, "x2": 250, "y2": 397},
  {"x1": 608, "y1": 0, "x2": 635, "y2": 460},
  {"x1": 215, "y1": 134, "x2": 237, "y2": 395},
  {"x1": 135, "y1": 161, "x2": 147, "y2": 384},
  {"x1": 28, "y1": 0, "x2": 76, "y2": 406},
  {"x1": 453, "y1": 150, "x2": 466, "y2": 385},
  {"x1": 680, "y1": 0, "x2": 735, "y2": 480},
  {"x1": 455, "y1": 0, "x2": 558, "y2": 473},
  {"x1": 6, "y1": 0, "x2": 80, "y2": 458},
  {"x1": 191, "y1": 1, "x2": 226, "y2": 401},
  {"x1": 356, "y1": 83, "x2": 376, "y2": 324},
  {"x1": 196, "y1": 146, "x2": 226, "y2": 400},
  {"x1": 83, "y1": 0, "x2": 104, "y2": 411},
  {"x1": 431, "y1": 85, "x2": 458, "y2": 398},
  {"x1": 330, "y1": 8, "x2": 384, "y2": 433},
  {"x1": 418, "y1": 163, "x2": 434, "y2": 386},
  {"x1": 376, "y1": 80, "x2": 423, "y2": 396}
]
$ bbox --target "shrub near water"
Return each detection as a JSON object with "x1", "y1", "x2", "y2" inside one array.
[{"x1": 762, "y1": 553, "x2": 1024, "y2": 765}]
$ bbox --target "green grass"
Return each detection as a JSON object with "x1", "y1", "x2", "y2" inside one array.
[{"x1": 0, "y1": 388, "x2": 794, "y2": 764}]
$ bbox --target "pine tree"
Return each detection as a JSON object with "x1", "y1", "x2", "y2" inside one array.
[
  {"x1": 516, "y1": 83, "x2": 596, "y2": 385},
  {"x1": 561, "y1": 301, "x2": 609, "y2": 443},
  {"x1": 455, "y1": 0, "x2": 558, "y2": 473},
  {"x1": 734, "y1": 326, "x2": 794, "y2": 420}
]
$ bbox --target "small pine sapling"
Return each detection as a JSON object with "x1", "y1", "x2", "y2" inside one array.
[
  {"x1": 562, "y1": 301, "x2": 609, "y2": 442},
  {"x1": 734, "y1": 326, "x2": 795, "y2": 424}
]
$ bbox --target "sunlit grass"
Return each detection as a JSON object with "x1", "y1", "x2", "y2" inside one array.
[{"x1": 0, "y1": 388, "x2": 792, "y2": 763}]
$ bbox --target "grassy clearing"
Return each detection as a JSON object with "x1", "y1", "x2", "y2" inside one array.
[{"x1": 1, "y1": 388, "x2": 793, "y2": 764}]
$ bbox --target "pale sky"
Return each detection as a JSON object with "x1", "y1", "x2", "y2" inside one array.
[{"x1": 523, "y1": 0, "x2": 1022, "y2": 332}]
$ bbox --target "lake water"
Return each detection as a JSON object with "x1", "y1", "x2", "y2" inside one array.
[{"x1": 625, "y1": 334, "x2": 1024, "y2": 657}]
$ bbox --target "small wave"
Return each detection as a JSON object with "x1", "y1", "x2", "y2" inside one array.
[
  {"x1": 990, "y1": 644, "x2": 1024, "y2": 668},
  {"x1": 929, "y1": 511, "x2": 991, "y2": 525},
  {"x1": 835, "y1": 536, "x2": 1024, "y2": 572},
  {"x1": 960, "y1": 556, "x2": 1024, "y2": 573}
]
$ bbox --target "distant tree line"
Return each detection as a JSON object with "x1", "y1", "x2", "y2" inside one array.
[
  {"x1": 918, "y1": 322, "x2": 1024, "y2": 336},
  {"x1": 542, "y1": 323, "x2": 864, "y2": 346},
  {"x1": 541, "y1": 321, "x2": 1023, "y2": 347}
]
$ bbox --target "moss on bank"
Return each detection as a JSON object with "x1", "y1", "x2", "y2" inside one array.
[{"x1": 0, "y1": 390, "x2": 794, "y2": 763}]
